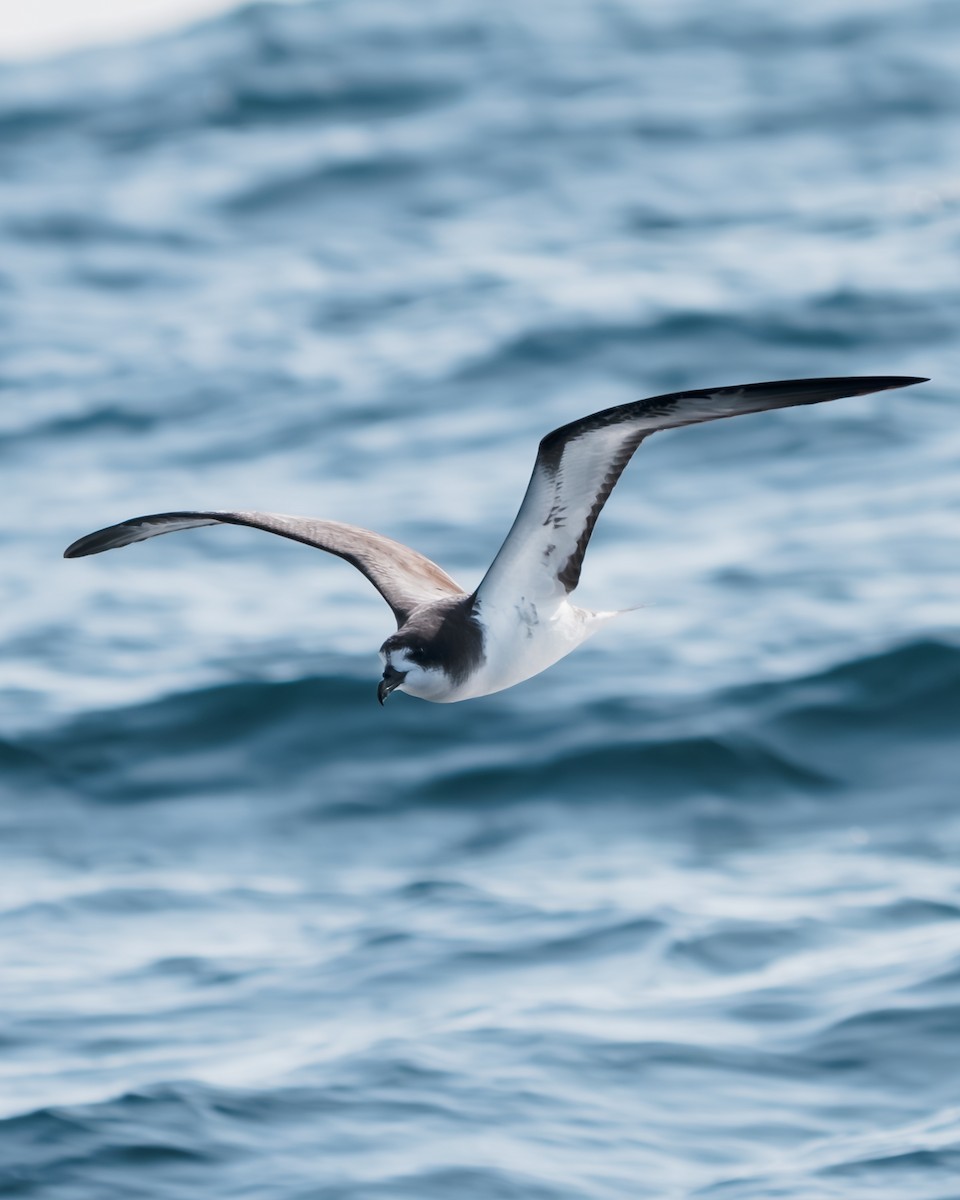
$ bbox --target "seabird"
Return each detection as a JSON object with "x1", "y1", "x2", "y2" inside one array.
[{"x1": 65, "y1": 376, "x2": 927, "y2": 704}]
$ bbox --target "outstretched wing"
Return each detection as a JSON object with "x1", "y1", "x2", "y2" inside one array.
[
  {"x1": 64, "y1": 510, "x2": 465, "y2": 626},
  {"x1": 476, "y1": 376, "x2": 927, "y2": 608}
]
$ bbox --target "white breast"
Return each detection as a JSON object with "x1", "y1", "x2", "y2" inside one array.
[{"x1": 442, "y1": 597, "x2": 619, "y2": 702}]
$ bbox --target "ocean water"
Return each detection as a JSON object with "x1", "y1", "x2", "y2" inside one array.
[{"x1": 2, "y1": 1, "x2": 960, "y2": 1196}]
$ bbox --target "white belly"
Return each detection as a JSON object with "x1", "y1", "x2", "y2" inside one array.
[{"x1": 442, "y1": 598, "x2": 615, "y2": 702}]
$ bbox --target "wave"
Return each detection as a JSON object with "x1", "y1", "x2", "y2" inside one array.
[
  {"x1": 735, "y1": 636, "x2": 960, "y2": 738},
  {"x1": 4, "y1": 0, "x2": 952, "y2": 177},
  {"x1": 9, "y1": 638, "x2": 957, "y2": 811},
  {"x1": 223, "y1": 153, "x2": 424, "y2": 216},
  {"x1": 456, "y1": 302, "x2": 949, "y2": 387},
  {"x1": 0, "y1": 1080, "x2": 584, "y2": 1199}
]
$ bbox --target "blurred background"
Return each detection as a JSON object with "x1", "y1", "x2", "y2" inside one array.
[{"x1": 1, "y1": 1, "x2": 959, "y2": 1196}]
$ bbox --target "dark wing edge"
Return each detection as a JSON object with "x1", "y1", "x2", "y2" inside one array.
[
  {"x1": 543, "y1": 374, "x2": 928, "y2": 593},
  {"x1": 478, "y1": 375, "x2": 928, "y2": 604},
  {"x1": 64, "y1": 510, "x2": 465, "y2": 626},
  {"x1": 541, "y1": 375, "x2": 929, "y2": 456}
]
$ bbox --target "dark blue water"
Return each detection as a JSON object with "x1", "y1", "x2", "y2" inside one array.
[{"x1": 2, "y1": 2, "x2": 960, "y2": 1196}]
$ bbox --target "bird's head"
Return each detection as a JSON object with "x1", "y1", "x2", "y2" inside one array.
[
  {"x1": 377, "y1": 597, "x2": 483, "y2": 705},
  {"x1": 377, "y1": 633, "x2": 445, "y2": 704}
]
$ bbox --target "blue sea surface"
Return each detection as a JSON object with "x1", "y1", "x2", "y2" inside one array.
[{"x1": 2, "y1": 1, "x2": 960, "y2": 1196}]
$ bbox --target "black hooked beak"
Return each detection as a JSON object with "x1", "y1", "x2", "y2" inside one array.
[{"x1": 377, "y1": 664, "x2": 406, "y2": 705}]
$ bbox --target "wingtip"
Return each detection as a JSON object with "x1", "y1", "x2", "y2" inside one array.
[
  {"x1": 858, "y1": 375, "x2": 929, "y2": 396},
  {"x1": 864, "y1": 374, "x2": 926, "y2": 388},
  {"x1": 63, "y1": 535, "x2": 100, "y2": 558}
]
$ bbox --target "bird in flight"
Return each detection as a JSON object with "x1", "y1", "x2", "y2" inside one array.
[{"x1": 65, "y1": 375, "x2": 926, "y2": 704}]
